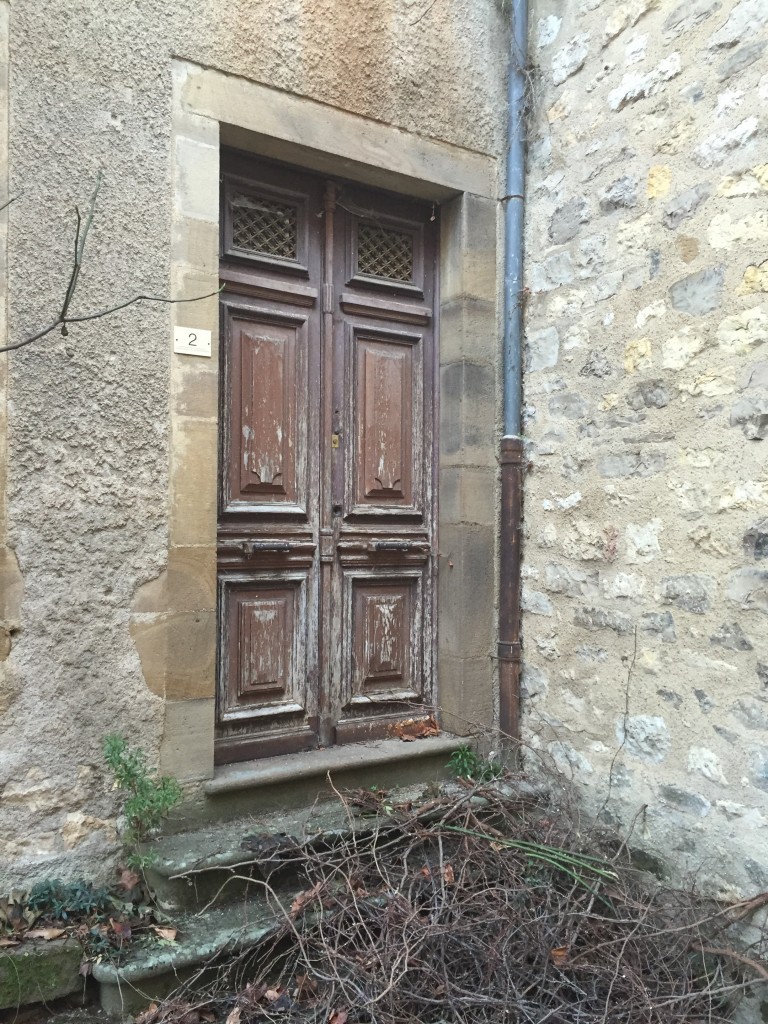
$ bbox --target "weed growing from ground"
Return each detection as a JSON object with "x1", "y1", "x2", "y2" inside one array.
[
  {"x1": 103, "y1": 734, "x2": 182, "y2": 869},
  {"x1": 447, "y1": 742, "x2": 504, "y2": 781}
]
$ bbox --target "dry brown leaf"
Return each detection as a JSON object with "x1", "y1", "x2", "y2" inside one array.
[
  {"x1": 295, "y1": 973, "x2": 318, "y2": 999},
  {"x1": 152, "y1": 926, "x2": 178, "y2": 942},
  {"x1": 550, "y1": 945, "x2": 569, "y2": 967},
  {"x1": 443, "y1": 864, "x2": 455, "y2": 885},
  {"x1": 25, "y1": 927, "x2": 65, "y2": 941},
  {"x1": 0, "y1": 937, "x2": 19, "y2": 947},
  {"x1": 135, "y1": 1001, "x2": 159, "y2": 1024},
  {"x1": 176, "y1": 1006, "x2": 201, "y2": 1024},
  {"x1": 110, "y1": 918, "x2": 132, "y2": 942},
  {"x1": 118, "y1": 867, "x2": 141, "y2": 892},
  {"x1": 394, "y1": 715, "x2": 441, "y2": 741},
  {"x1": 225, "y1": 1007, "x2": 241, "y2": 1024},
  {"x1": 146, "y1": 1002, "x2": 159, "y2": 1013},
  {"x1": 420, "y1": 865, "x2": 431, "y2": 878},
  {"x1": 329, "y1": 1012, "x2": 349, "y2": 1024},
  {"x1": 264, "y1": 988, "x2": 282, "y2": 1002},
  {"x1": 241, "y1": 981, "x2": 267, "y2": 1005},
  {"x1": 290, "y1": 881, "x2": 322, "y2": 918}
]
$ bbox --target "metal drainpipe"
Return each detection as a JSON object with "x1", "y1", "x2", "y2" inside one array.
[{"x1": 499, "y1": 0, "x2": 528, "y2": 746}]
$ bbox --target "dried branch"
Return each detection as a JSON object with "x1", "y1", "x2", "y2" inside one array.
[
  {"x1": 0, "y1": 178, "x2": 222, "y2": 355},
  {"x1": 138, "y1": 772, "x2": 768, "y2": 1024}
]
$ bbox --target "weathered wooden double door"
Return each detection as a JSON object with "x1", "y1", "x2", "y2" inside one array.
[{"x1": 216, "y1": 152, "x2": 438, "y2": 764}]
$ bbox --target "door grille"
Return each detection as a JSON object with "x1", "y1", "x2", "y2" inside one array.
[
  {"x1": 230, "y1": 193, "x2": 298, "y2": 260},
  {"x1": 357, "y1": 223, "x2": 414, "y2": 282}
]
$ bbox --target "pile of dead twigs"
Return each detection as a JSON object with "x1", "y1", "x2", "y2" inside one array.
[{"x1": 146, "y1": 772, "x2": 768, "y2": 1024}]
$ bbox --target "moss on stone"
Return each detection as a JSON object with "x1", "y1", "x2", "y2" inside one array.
[{"x1": 0, "y1": 940, "x2": 82, "y2": 1009}]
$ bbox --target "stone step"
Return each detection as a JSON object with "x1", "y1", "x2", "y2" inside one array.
[
  {"x1": 0, "y1": 938, "x2": 84, "y2": 1010},
  {"x1": 147, "y1": 736, "x2": 461, "y2": 911},
  {"x1": 92, "y1": 901, "x2": 283, "y2": 1017},
  {"x1": 95, "y1": 738, "x2": 464, "y2": 1016},
  {"x1": 145, "y1": 799, "x2": 369, "y2": 911},
  {"x1": 177, "y1": 736, "x2": 462, "y2": 827}
]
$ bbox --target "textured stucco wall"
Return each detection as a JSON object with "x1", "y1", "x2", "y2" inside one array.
[
  {"x1": 0, "y1": 0, "x2": 508, "y2": 887},
  {"x1": 523, "y1": 0, "x2": 768, "y2": 896}
]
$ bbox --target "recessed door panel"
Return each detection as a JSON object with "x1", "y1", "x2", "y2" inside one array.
[
  {"x1": 219, "y1": 576, "x2": 310, "y2": 722},
  {"x1": 344, "y1": 326, "x2": 426, "y2": 519},
  {"x1": 345, "y1": 569, "x2": 424, "y2": 704},
  {"x1": 355, "y1": 334, "x2": 418, "y2": 510},
  {"x1": 222, "y1": 304, "x2": 309, "y2": 517},
  {"x1": 240, "y1": 326, "x2": 295, "y2": 499}
]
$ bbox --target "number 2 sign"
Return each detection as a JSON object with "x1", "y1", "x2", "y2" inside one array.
[{"x1": 173, "y1": 327, "x2": 212, "y2": 357}]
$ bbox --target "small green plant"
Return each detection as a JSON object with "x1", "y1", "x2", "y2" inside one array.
[
  {"x1": 103, "y1": 734, "x2": 182, "y2": 869},
  {"x1": 447, "y1": 743, "x2": 504, "y2": 782},
  {"x1": 448, "y1": 743, "x2": 479, "y2": 779},
  {"x1": 27, "y1": 878, "x2": 113, "y2": 920}
]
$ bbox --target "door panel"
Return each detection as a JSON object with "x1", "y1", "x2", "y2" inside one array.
[
  {"x1": 346, "y1": 569, "x2": 425, "y2": 701},
  {"x1": 222, "y1": 172, "x2": 314, "y2": 277},
  {"x1": 216, "y1": 154, "x2": 437, "y2": 762},
  {"x1": 349, "y1": 216, "x2": 426, "y2": 297},
  {"x1": 222, "y1": 305, "x2": 310, "y2": 515},
  {"x1": 219, "y1": 575, "x2": 311, "y2": 720},
  {"x1": 348, "y1": 327, "x2": 423, "y2": 516}
]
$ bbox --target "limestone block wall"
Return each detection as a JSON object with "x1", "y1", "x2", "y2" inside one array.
[
  {"x1": 523, "y1": 0, "x2": 768, "y2": 894},
  {"x1": 0, "y1": 0, "x2": 508, "y2": 888}
]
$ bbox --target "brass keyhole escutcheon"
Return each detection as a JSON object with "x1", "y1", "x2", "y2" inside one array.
[{"x1": 331, "y1": 433, "x2": 340, "y2": 449}]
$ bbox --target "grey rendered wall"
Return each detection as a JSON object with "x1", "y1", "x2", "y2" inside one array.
[
  {"x1": 0, "y1": 0, "x2": 508, "y2": 886},
  {"x1": 523, "y1": 0, "x2": 768, "y2": 896}
]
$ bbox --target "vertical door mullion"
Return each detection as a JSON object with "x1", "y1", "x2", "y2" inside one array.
[{"x1": 317, "y1": 181, "x2": 337, "y2": 746}]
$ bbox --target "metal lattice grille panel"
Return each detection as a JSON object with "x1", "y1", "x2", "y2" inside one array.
[
  {"x1": 357, "y1": 223, "x2": 414, "y2": 283},
  {"x1": 230, "y1": 193, "x2": 298, "y2": 260}
]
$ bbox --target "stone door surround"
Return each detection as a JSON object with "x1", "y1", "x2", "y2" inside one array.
[{"x1": 133, "y1": 60, "x2": 501, "y2": 782}]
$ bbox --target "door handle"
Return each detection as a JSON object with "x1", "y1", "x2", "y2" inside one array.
[{"x1": 241, "y1": 541, "x2": 291, "y2": 555}]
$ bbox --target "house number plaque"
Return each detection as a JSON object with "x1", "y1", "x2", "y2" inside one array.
[{"x1": 173, "y1": 326, "x2": 212, "y2": 357}]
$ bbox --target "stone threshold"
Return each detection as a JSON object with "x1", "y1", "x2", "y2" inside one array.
[{"x1": 204, "y1": 736, "x2": 462, "y2": 796}]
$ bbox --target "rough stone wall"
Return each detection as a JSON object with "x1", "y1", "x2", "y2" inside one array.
[
  {"x1": 523, "y1": 0, "x2": 768, "y2": 895},
  {"x1": 0, "y1": 0, "x2": 508, "y2": 888}
]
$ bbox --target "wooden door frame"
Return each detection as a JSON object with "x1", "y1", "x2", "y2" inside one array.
[{"x1": 140, "y1": 60, "x2": 499, "y2": 783}]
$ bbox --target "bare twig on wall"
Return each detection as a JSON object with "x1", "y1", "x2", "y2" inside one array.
[
  {"x1": 0, "y1": 175, "x2": 221, "y2": 355},
  {"x1": 411, "y1": 0, "x2": 441, "y2": 25},
  {"x1": 0, "y1": 192, "x2": 21, "y2": 215}
]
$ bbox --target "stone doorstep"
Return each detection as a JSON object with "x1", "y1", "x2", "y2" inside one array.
[
  {"x1": 169, "y1": 735, "x2": 464, "y2": 829},
  {"x1": 150, "y1": 801, "x2": 373, "y2": 879},
  {"x1": 203, "y1": 736, "x2": 463, "y2": 796},
  {"x1": 93, "y1": 737, "x2": 465, "y2": 1015},
  {"x1": 92, "y1": 902, "x2": 280, "y2": 1017}
]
